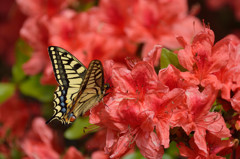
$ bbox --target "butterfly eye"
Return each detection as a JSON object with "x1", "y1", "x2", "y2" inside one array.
[{"x1": 104, "y1": 83, "x2": 110, "y2": 90}]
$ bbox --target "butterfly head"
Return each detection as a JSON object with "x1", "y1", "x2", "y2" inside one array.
[{"x1": 104, "y1": 83, "x2": 110, "y2": 90}]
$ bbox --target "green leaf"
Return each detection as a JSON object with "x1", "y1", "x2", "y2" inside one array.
[
  {"x1": 11, "y1": 148, "x2": 22, "y2": 159},
  {"x1": 123, "y1": 150, "x2": 145, "y2": 159},
  {"x1": 163, "y1": 141, "x2": 179, "y2": 159},
  {"x1": 0, "y1": 83, "x2": 15, "y2": 104},
  {"x1": 0, "y1": 153, "x2": 6, "y2": 159},
  {"x1": 12, "y1": 39, "x2": 31, "y2": 83},
  {"x1": 19, "y1": 74, "x2": 55, "y2": 102},
  {"x1": 160, "y1": 48, "x2": 186, "y2": 71},
  {"x1": 64, "y1": 118, "x2": 95, "y2": 140}
]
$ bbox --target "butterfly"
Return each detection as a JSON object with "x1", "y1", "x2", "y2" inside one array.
[{"x1": 46, "y1": 46, "x2": 110, "y2": 124}]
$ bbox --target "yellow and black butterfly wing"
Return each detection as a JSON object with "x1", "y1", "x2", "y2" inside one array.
[
  {"x1": 71, "y1": 60, "x2": 106, "y2": 118},
  {"x1": 46, "y1": 46, "x2": 87, "y2": 124}
]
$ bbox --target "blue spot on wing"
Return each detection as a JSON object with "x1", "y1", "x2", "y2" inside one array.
[
  {"x1": 60, "y1": 102, "x2": 65, "y2": 107},
  {"x1": 60, "y1": 96, "x2": 65, "y2": 102},
  {"x1": 61, "y1": 107, "x2": 67, "y2": 113}
]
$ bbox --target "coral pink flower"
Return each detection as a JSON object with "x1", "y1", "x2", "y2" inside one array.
[
  {"x1": 0, "y1": 93, "x2": 37, "y2": 138},
  {"x1": 89, "y1": 47, "x2": 187, "y2": 158},
  {"x1": 170, "y1": 86, "x2": 231, "y2": 157},
  {"x1": 99, "y1": 0, "x2": 203, "y2": 60},
  {"x1": 91, "y1": 151, "x2": 109, "y2": 159},
  {"x1": 178, "y1": 133, "x2": 234, "y2": 158},
  {"x1": 177, "y1": 27, "x2": 232, "y2": 90},
  {"x1": 63, "y1": 146, "x2": 84, "y2": 159},
  {"x1": 16, "y1": 0, "x2": 76, "y2": 17},
  {"x1": 0, "y1": 0, "x2": 25, "y2": 65},
  {"x1": 21, "y1": 117, "x2": 61, "y2": 159}
]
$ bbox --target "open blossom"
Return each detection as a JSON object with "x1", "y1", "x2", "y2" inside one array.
[
  {"x1": 178, "y1": 132, "x2": 234, "y2": 158},
  {"x1": 0, "y1": 0, "x2": 25, "y2": 65},
  {"x1": 89, "y1": 47, "x2": 186, "y2": 158},
  {"x1": 170, "y1": 86, "x2": 231, "y2": 157},
  {"x1": 177, "y1": 26, "x2": 240, "y2": 113},
  {"x1": 0, "y1": 92, "x2": 39, "y2": 138},
  {"x1": 99, "y1": 0, "x2": 203, "y2": 59},
  {"x1": 21, "y1": 117, "x2": 61, "y2": 159},
  {"x1": 63, "y1": 146, "x2": 84, "y2": 159},
  {"x1": 177, "y1": 27, "x2": 234, "y2": 93},
  {"x1": 17, "y1": 0, "x2": 204, "y2": 84}
]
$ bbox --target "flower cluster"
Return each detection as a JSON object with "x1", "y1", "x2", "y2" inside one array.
[
  {"x1": 89, "y1": 27, "x2": 240, "y2": 158},
  {"x1": 16, "y1": 0, "x2": 202, "y2": 84}
]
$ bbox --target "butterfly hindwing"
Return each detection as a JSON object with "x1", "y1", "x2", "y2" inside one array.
[{"x1": 71, "y1": 60, "x2": 106, "y2": 117}]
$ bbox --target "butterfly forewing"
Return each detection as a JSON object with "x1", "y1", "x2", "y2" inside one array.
[
  {"x1": 46, "y1": 46, "x2": 87, "y2": 124},
  {"x1": 48, "y1": 46, "x2": 87, "y2": 87}
]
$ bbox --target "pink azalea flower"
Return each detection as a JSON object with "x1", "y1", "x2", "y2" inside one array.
[
  {"x1": 0, "y1": 93, "x2": 38, "y2": 138},
  {"x1": 21, "y1": 117, "x2": 61, "y2": 159},
  {"x1": 177, "y1": 27, "x2": 233, "y2": 90},
  {"x1": 16, "y1": 0, "x2": 76, "y2": 17},
  {"x1": 0, "y1": 0, "x2": 25, "y2": 65},
  {"x1": 91, "y1": 151, "x2": 109, "y2": 159},
  {"x1": 89, "y1": 47, "x2": 187, "y2": 158},
  {"x1": 170, "y1": 86, "x2": 231, "y2": 157},
  {"x1": 63, "y1": 146, "x2": 84, "y2": 159},
  {"x1": 99, "y1": 0, "x2": 203, "y2": 60},
  {"x1": 178, "y1": 133, "x2": 234, "y2": 158},
  {"x1": 85, "y1": 130, "x2": 106, "y2": 151}
]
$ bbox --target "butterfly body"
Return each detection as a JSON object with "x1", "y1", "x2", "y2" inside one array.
[{"x1": 46, "y1": 46, "x2": 109, "y2": 124}]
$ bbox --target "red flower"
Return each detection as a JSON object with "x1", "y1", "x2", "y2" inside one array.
[
  {"x1": 16, "y1": 0, "x2": 75, "y2": 17},
  {"x1": 85, "y1": 130, "x2": 106, "y2": 151},
  {"x1": 0, "y1": 0, "x2": 25, "y2": 65},
  {"x1": 0, "y1": 93, "x2": 37, "y2": 138},
  {"x1": 91, "y1": 151, "x2": 108, "y2": 159},
  {"x1": 178, "y1": 133, "x2": 234, "y2": 158},
  {"x1": 170, "y1": 86, "x2": 231, "y2": 156},
  {"x1": 63, "y1": 146, "x2": 84, "y2": 159},
  {"x1": 89, "y1": 47, "x2": 186, "y2": 158},
  {"x1": 100, "y1": 0, "x2": 203, "y2": 61},
  {"x1": 21, "y1": 117, "x2": 61, "y2": 159},
  {"x1": 177, "y1": 27, "x2": 232, "y2": 90}
]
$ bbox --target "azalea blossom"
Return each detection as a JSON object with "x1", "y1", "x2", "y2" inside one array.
[
  {"x1": 178, "y1": 132, "x2": 234, "y2": 158},
  {"x1": 99, "y1": 0, "x2": 203, "y2": 60},
  {"x1": 0, "y1": 0, "x2": 25, "y2": 65},
  {"x1": 63, "y1": 146, "x2": 84, "y2": 159},
  {"x1": 0, "y1": 93, "x2": 39, "y2": 138},
  {"x1": 89, "y1": 46, "x2": 187, "y2": 158},
  {"x1": 16, "y1": 0, "x2": 204, "y2": 84},
  {"x1": 170, "y1": 86, "x2": 231, "y2": 157},
  {"x1": 177, "y1": 27, "x2": 233, "y2": 89},
  {"x1": 21, "y1": 117, "x2": 61, "y2": 159}
]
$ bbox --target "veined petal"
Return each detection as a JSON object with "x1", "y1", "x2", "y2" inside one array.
[
  {"x1": 194, "y1": 128, "x2": 207, "y2": 157},
  {"x1": 136, "y1": 131, "x2": 163, "y2": 159}
]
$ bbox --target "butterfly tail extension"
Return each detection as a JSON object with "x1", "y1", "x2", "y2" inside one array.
[{"x1": 46, "y1": 115, "x2": 56, "y2": 124}]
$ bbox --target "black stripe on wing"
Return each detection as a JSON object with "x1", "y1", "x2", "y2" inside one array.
[{"x1": 48, "y1": 46, "x2": 87, "y2": 88}]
